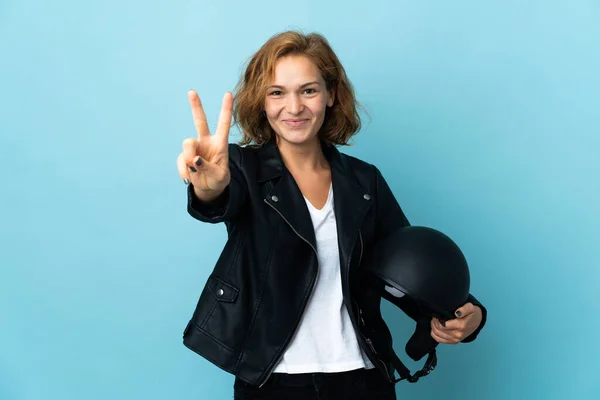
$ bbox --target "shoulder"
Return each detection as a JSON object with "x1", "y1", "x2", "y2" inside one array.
[
  {"x1": 227, "y1": 143, "x2": 245, "y2": 163},
  {"x1": 225, "y1": 142, "x2": 275, "y2": 178},
  {"x1": 336, "y1": 149, "x2": 397, "y2": 205},
  {"x1": 227, "y1": 142, "x2": 266, "y2": 156},
  {"x1": 225, "y1": 143, "x2": 261, "y2": 168},
  {"x1": 339, "y1": 151, "x2": 376, "y2": 171},
  {"x1": 336, "y1": 149, "x2": 382, "y2": 183}
]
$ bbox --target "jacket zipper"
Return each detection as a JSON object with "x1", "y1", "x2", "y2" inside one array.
[
  {"x1": 259, "y1": 205, "x2": 392, "y2": 385},
  {"x1": 355, "y1": 231, "x2": 393, "y2": 383},
  {"x1": 358, "y1": 230, "x2": 364, "y2": 270},
  {"x1": 259, "y1": 199, "x2": 320, "y2": 388}
]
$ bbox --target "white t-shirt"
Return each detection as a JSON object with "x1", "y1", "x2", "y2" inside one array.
[{"x1": 272, "y1": 183, "x2": 375, "y2": 373}]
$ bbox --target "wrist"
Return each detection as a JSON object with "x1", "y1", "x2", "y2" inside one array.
[{"x1": 194, "y1": 187, "x2": 225, "y2": 203}]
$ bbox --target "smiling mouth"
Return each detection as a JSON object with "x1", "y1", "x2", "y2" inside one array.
[{"x1": 283, "y1": 119, "x2": 309, "y2": 127}]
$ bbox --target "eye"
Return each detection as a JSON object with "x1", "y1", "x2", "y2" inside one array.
[
  {"x1": 269, "y1": 90, "x2": 282, "y2": 96},
  {"x1": 303, "y1": 88, "x2": 317, "y2": 94}
]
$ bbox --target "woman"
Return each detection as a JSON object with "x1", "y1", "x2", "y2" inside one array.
[{"x1": 176, "y1": 31, "x2": 487, "y2": 400}]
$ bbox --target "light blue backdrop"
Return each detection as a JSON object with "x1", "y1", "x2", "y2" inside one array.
[{"x1": 1, "y1": 1, "x2": 598, "y2": 399}]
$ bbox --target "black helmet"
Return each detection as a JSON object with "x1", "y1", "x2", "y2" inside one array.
[{"x1": 369, "y1": 225, "x2": 471, "y2": 383}]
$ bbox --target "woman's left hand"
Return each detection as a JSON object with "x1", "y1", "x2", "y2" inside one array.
[{"x1": 430, "y1": 303, "x2": 483, "y2": 344}]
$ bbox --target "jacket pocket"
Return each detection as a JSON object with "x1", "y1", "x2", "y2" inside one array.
[
  {"x1": 197, "y1": 276, "x2": 247, "y2": 351},
  {"x1": 206, "y1": 276, "x2": 239, "y2": 303}
]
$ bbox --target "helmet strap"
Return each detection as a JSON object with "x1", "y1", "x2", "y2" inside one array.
[{"x1": 390, "y1": 348, "x2": 438, "y2": 384}]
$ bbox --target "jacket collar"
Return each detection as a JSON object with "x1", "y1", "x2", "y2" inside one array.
[{"x1": 258, "y1": 140, "x2": 373, "y2": 272}]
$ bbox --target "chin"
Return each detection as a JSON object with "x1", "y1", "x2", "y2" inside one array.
[{"x1": 277, "y1": 128, "x2": 318, "y2": 145}]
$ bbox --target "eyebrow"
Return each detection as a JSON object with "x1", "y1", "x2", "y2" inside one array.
[{"x1": 267, "y1": 81, "x2": 320, "y2": 90}]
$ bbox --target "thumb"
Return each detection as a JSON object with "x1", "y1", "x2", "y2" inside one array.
[
  {"x1": 454, "y1": 305, "x2": 468, "y2": 318},
  {"x1": 454, "y1": 302, "x2": 476, "y2": 318}
]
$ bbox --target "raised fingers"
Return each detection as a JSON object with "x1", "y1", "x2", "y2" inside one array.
[
  {"x1": 216, "y1": 92, "x2": 233, "y2": 141},
  {"x1": 188, "y1": 89, "x2": 210, "y2": 138}
]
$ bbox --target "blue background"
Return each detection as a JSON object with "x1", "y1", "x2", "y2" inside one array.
[{"x1": 1, "y1": 0, "x2": 599, "y2": 399}]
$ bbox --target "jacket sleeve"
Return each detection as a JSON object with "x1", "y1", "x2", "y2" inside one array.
[
  {"x1": 373, "y1": 166, "x2": 487, "y2": 342},
  {"x1": 460, "y1": 293, "x2": 487, "y2": 343},
  {"x1": 187, "y1": 144, "x2": 248, "y2": 224},
  {"x1": 373, "y1": 166, "x2": 410, "y2": 244}
]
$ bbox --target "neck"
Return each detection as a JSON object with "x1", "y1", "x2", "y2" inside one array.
[{"x1": 276, "y1": 137, "x2": 329, "y2": 172}]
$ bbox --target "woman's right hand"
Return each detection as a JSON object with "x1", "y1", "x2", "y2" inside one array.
[{"x1": 177, "y1": 90, "x2": 233, "y2": 202}]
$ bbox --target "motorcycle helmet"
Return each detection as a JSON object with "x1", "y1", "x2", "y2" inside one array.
[{"x1": 369, "y1": 225, "x2": 471, "y2": 383}]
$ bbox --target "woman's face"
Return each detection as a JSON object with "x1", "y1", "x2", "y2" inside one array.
[{"x1": 264, "y1": 55, "x2": 334, "y2": 147}]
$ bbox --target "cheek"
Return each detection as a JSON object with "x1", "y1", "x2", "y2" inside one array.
[
  {"x1": 263, "y1": 107, "x2": 276, "y2": 121},
  {"x1": 264, "y1": 100, "x2": 282, "y2": 120},
  {"x1": 310, "y1": 99, "x2": 329, "y2": 118}
]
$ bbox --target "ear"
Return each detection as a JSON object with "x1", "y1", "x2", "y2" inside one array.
[{"x1": 327, "y1": 89, "x2": 335, "y2": 107}]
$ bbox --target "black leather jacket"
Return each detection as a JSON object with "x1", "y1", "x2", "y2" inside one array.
[{"x1": 182, "y1": 140, "x2": 487, "y2": 387}]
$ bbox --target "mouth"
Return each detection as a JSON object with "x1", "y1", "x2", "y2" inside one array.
[{"x1": 283, "y1": 119, "x2": 310, "y2": 127}]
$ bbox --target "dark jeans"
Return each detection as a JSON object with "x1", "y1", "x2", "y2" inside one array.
[{"x1": 233, "y1": 367, "x2": 397, "y2": 400}]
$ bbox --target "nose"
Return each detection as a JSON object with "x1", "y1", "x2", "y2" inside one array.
[{"x1": 285, "y1": 94, "x2": 303, "y2": 115}]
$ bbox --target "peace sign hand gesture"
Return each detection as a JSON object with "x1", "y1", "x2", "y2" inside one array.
[{"x1": 177, "y1": 90, "x2": 233, "y2": 202}]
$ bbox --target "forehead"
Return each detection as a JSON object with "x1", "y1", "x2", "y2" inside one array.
[{"x1": 271, "y1": 55, "x2": 324, "y2": 85}]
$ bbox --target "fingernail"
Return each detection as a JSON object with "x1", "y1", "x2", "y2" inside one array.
[
  {"x1": 183, "y1": 178, "x2": 190, "y2": 185},
  {"x1": 195, "y1": 158, "x2": 202, "y2": 167},
  {"x1": 189, "y1": 165, "x2": 197, "y2": 173},
  {"x1": 456, "y1": 311, "x2": 462, "y2": 317}
]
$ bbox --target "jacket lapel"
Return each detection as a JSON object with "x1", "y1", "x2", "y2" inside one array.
[
  {"x1": 258, "y1": 141, "x2": 374, "y2": 269},
  {"x1": 259, "y1": 141, "x2": 317, "y2": 250},
  {"x1": 327, "y1": 146, "x2": 374, "y2": 272},
  {"x1": 264, "y1": 168, "x2": 318, "y2": 250}
]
